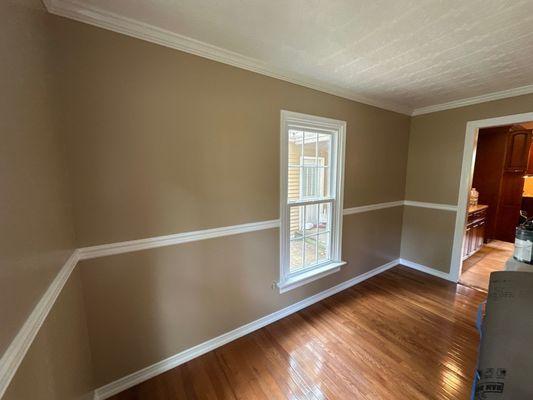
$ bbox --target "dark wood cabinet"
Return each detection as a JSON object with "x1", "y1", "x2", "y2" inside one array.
[
  {"x1": 505, "y1": 128, "x2": 531, "y2": 172},
  {"x1": 472, "y1": 124, "x2": 531, "y2": 242},
  {"x1": 463, "y1": 205, "x2": 488, "y2": 260},
  {"x1": 527, "y1": 137, "x2": 533, "y2": 176},
  {"x1": 495, "y1": 173, "x2": 525, "y2": 242}
]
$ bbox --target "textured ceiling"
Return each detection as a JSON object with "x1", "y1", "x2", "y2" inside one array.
[{"x1": 60, "y1": 0, "x2": 533, "y2": 113}]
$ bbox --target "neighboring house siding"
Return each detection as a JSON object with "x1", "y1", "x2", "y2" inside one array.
[
  {"x1": 288, "y1": 141, "x2": 301, "y2": 233},
  {"x1": 288, "y1": 139, "x2": 331, "y2": 235}
]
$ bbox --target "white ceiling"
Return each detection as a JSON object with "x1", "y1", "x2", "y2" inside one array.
[{"x1": 47, "y1": 0, "x2": 533, "y2": 115}]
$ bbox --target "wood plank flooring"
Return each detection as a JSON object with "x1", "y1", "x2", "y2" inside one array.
[
  {"x1": 459, "y1": 240, "x2": 512, "y2": 291},
  {"x1": 110, "y1": 266, "x2": 486, "y2": 400}
]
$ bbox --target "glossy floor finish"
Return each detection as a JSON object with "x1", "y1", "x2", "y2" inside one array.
[
  {"x1": 110, "y1": 266, "x2": 485, "y2": 400},
  {"x1": 459, "y1": 240, "x2": 512, "y2": 292}
]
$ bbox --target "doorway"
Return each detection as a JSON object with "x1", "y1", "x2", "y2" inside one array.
[{"x1": 450, "y1": 112, "x2": 533, "y2": 290}]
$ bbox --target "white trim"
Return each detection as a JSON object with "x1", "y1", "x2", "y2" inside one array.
[
  {"x1": 43, "y1": 1, "x2": 533, "y2": 118},
  {"x1": 78, "y1": 219, "x2": 280, "y2": 260},
  {"x1": 343, "y1": 200, "x2": 404, "y2": 215},
  {"x1": 412, "y1": 84, "x2": 533, "y2": 116},
  {"x1": 75, "y1": 202, "x2": 415, "y2": 262},
  {"x1": 0, "y1": 250, "x2": 80, "y2": 399},
  {"x1": 43, "y1": 0, "x2": 411, "y2": 116},
  {"x1": 449, "y1": 112, "x2": 533, "y2": 282},
  {"x1": 0, "y1": 191, "x2": 478, "y2": 399},
  {"x1": 277, "y1": 261, "x2": 346, "y2": 293},
  {"x1": 93, "y1": 258, "x2": 399, "y2": 400},
  {"x1": 399, "y1": 258, "x2": 454, "y2": 282},
  {"x1": 279, "y1": 110, "x2": 346, "y2": 292},
  {"x1": 77, "y1": 201, "x2": 461, "y2": 262},
  {"x1": 403, "y1": 200, "x2": 458, "y2": 212},
  {"x1": 0, "y1": 198, "x2": 467, "y2": 398}
]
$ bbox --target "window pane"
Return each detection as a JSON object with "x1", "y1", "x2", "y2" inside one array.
[
  {"x1": 288, "y1": 134, "x2": 329, "y2": 201},
  {"x1": 318, "y1": 202, "x2": 331, "y2": 233},
  {"x1": 290, "y1": 239, "x2": 304, "y2": 272},
  {"x1": 303, "y1": 131, "x2": 317, "y2": 165},
  {"x1": 289, "y1": 205, "x2": 304, "y2": 240},
  {"x1": 318, "y1": 133, "x2": 331, "y2": 167},
  {"x1": 304, "y1": 235, "x2": 318, "y2": 266},
  {"x1": 318, "y1": 166, "x2": 329, "y2": 198},
  {"x1": 288, "y1": 130, "x2": 303, "y2": 166},
  {"x1": 301, "y1": 162, "x2": 327, "y2": 200},
  {"x1": 304, "y1": 204, "x2": 319, "y2": 236},
  {"x1": 318, "y1": 233, "x2": 330, "y2": 263},
  {"x1": 301, "y1": 165, "x2": 318, "y2": 198},
  {"x1": 287, "y1": 166, "x2": 300, "y2": 201},
  {"x1": 289, "y1": 203, "x2": 331, "y2": 270}
]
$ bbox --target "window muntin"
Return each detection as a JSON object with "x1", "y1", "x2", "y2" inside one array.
[{"x1": 279, "y1": 111, "x2": 346, "y2": 291}]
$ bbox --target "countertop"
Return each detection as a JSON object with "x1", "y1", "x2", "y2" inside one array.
[{"x1": 468, "y1": 204, "x2": 488, "y2": 214}]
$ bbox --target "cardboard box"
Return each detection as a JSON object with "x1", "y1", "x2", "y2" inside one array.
[{"x1": 475, "y1": 272, "x2": 533, "y2": 399}]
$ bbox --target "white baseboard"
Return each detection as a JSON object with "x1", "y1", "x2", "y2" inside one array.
[
  {"x1": 399, "y1": 258, "x2": 455, "y2": 282},
  {"x1": 0, "y1": 250, "x2": 80, "y2": 399},
  {"x1": 93, "y1": 258, "x2": 400, "y2": 400}
]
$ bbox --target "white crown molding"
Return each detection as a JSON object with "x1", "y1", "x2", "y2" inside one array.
[
  {"x1": 0, "y1": 250, "x2": 80, "y2": 399},
  {"x1": 403, "y1": 200, "x2": 457, "y2": 212},
  {"x1": 43, "y1": 1, "x2": 533, "y2": 119},
  {"x1": 92, "y1": 258, "x2": 399, "y2": 400},
  {"x1": 399, "y1": 258, "x2": 455, "y2": 282},
  {"x1": 43, "y1": 0, "x2": 411, "y2": 116},
  {"x1": 78, "y1": 219, "x2": 281, "y2": 260},
  {"x1": 412, "y1": 84, "x2": 533, "y2": 116},
  {"x1": 343, "y1": 200, "x2": 404, "y2": 215}
]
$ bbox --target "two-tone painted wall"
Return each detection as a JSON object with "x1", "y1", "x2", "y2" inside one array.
[
  {"x1": 2, "y1": 2, "x2": 409, "y2": 399},
  {"x1": 3, "y1": 1, "x2": 533, "y2": 399},
  {"x1": 1, "y1": 2, "x2": 94, "y2": 399}
]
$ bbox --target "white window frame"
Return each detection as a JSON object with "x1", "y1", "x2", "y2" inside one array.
[{"x1": 278, "y1": 110, "x2": 346, "y2": 293}]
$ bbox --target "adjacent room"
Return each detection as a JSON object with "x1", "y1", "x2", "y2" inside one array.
[
  {"x1": 460, "y1": 123, "x2": 533, "y2": 291},
  {"x1": 2, "y1": 1, "x2": 533, "y2": 399}
]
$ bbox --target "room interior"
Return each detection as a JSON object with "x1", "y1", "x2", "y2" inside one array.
[{"x1": 2, "y1": 0, "x2": 533, "y2": 399}]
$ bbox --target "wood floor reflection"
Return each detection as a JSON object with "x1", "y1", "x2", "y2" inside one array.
[
  {"x1": 111, "y1": 266, "x2": 485, "y2": 400},
  {"x1": 460, "y1": 240, "x2": 512, "y2": 292}
]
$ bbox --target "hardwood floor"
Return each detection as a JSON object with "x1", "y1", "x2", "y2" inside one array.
[
  {"x1": 110, "y1": 266, "x2": 486, "y2": 400},
  {"x1": 459, "y1": 240, "x2": 512, "y2": 291}
]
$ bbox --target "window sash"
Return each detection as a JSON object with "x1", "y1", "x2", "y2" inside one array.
[{"x1": 287, "y1": 198, "x2": 334, "y2": 276}]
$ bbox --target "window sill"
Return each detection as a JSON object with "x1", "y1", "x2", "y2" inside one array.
[{"x1": 277, "y1": 261, "x2": 346, "y2": 293}]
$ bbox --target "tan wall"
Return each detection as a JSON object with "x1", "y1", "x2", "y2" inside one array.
[
  {"x1": 400, "y1": 207, "x2": 456, "y2": 272},
  {"x1": 55, "y1": 19, "x2": 410, "y2": 387},
  {"x1": 80, "y1": 206, "x2": 403, "y2": 387},
  {"x1": 3, "y1": 269, "x2": 94, "y2": 400},
  {"x1": 56, "y1": 17, "x2": 410, "y2": 247},
  {"x1": 402, "y1": 94, "x2": 533, "y2": 272},
  {"x1": 3, "y1": 5, "x2": 411, "y2": 394},
  {"x1": 7, "y1": 0, "x2": 533, "y2": 395},
  {"x1": 0, "y1": 0, "x2": 76, "y2": 356}
]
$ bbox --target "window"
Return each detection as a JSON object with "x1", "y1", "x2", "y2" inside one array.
[{"x1": 278, "y1": 110, "x2": 346, "y2": 292}]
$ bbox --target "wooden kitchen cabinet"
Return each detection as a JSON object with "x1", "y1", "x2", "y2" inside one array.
[
  {"x1": 526, "y1": 134, "x2": 533, "y2": 176},
  {"x1": 472, "y1": 124, "x2": 531, "y2": 242},
  {"x1": 463, "y1": 205, "x2": 488, "y2": 260},
  {"x1": 504, "y1": 127, "x2": 532, "y2": 173}
]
